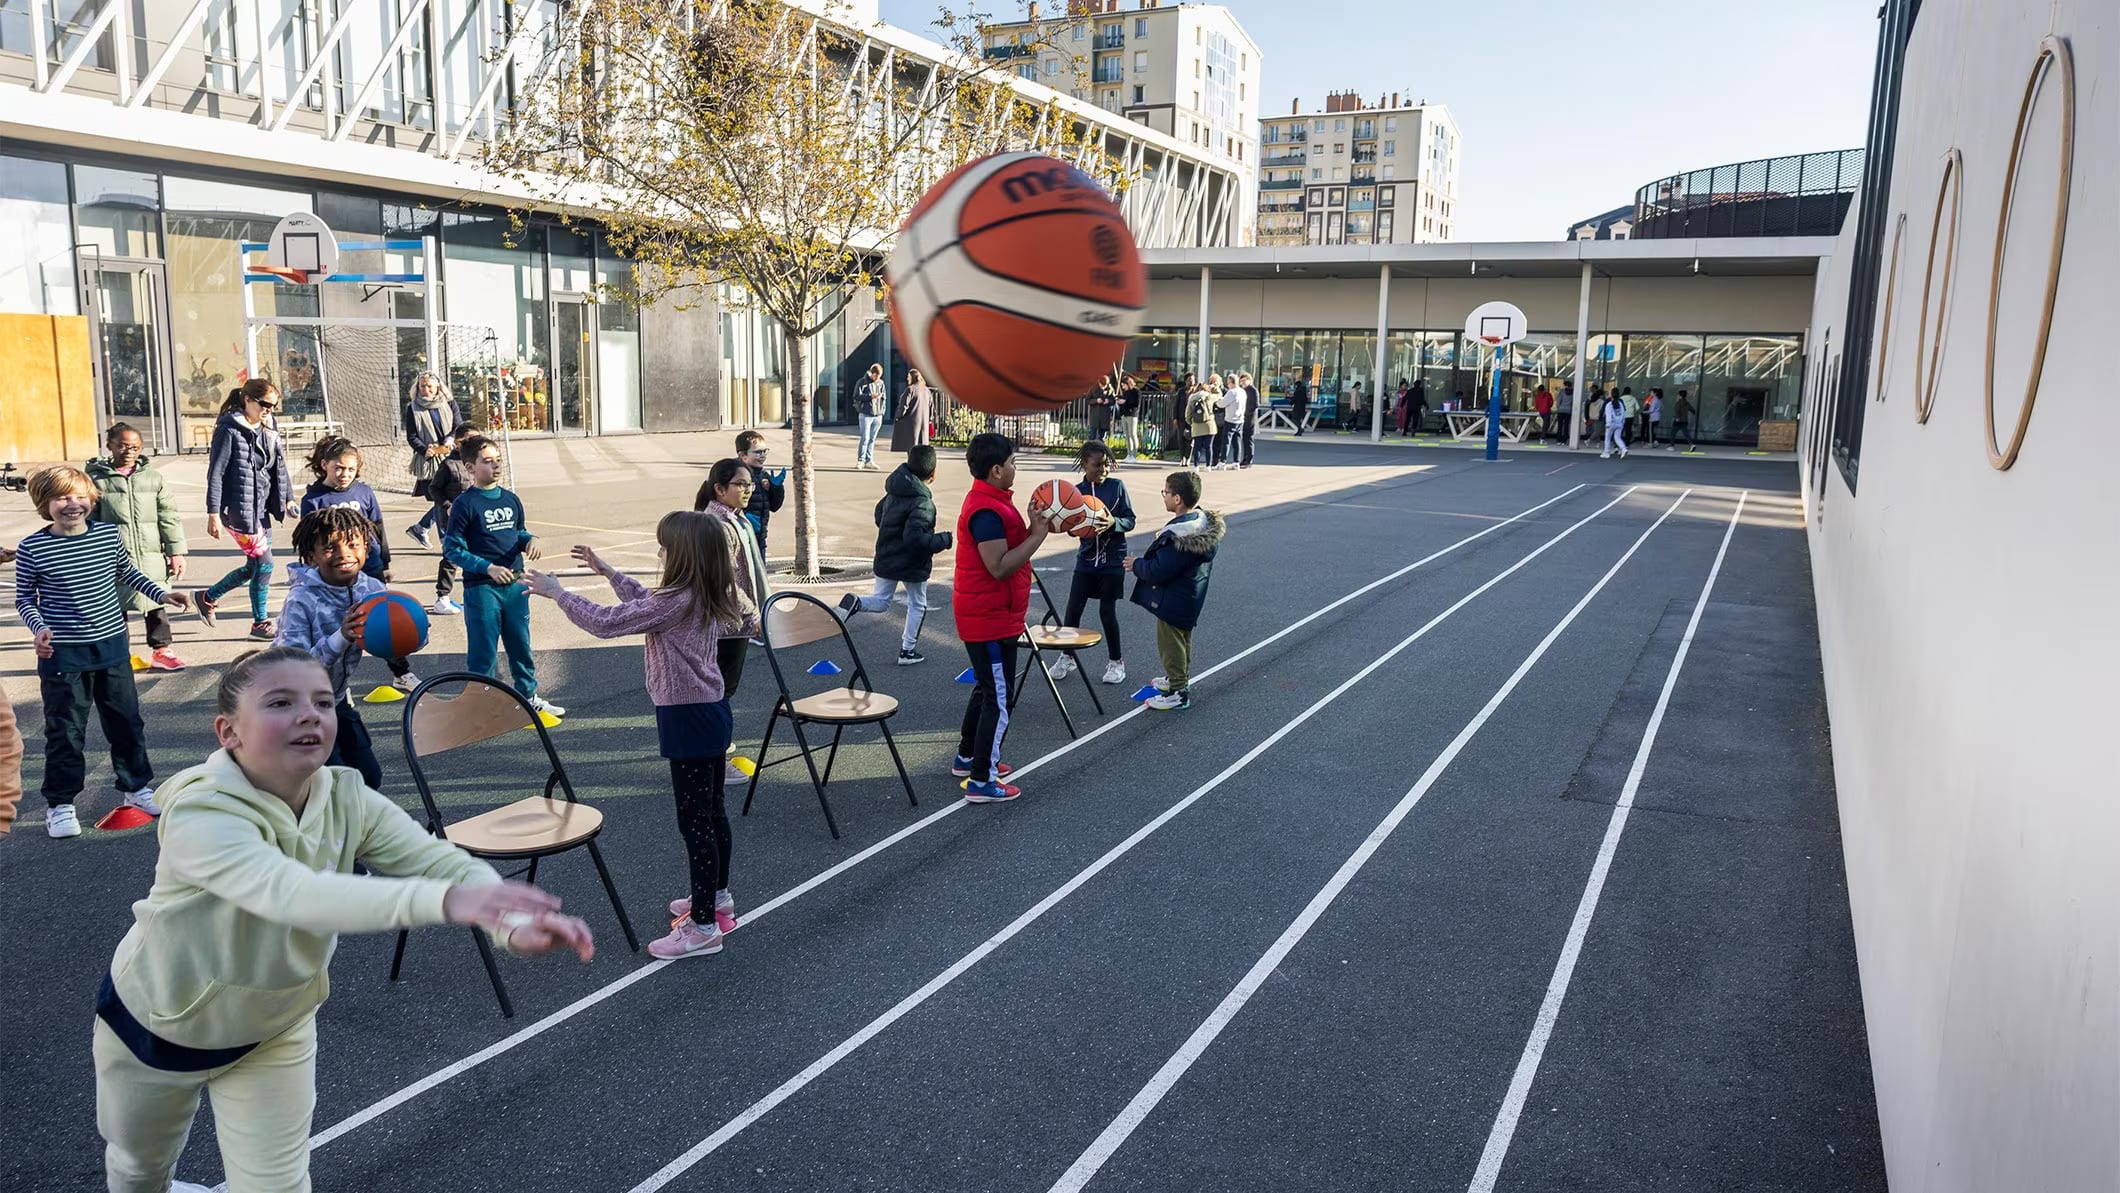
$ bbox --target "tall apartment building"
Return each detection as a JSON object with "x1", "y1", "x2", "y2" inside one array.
[
  {"x1": 984, "y1": 1, "x2": 1261, "y2": 238},
  {"x1": 1256, "y1": 91, "x2": 1461, "y2": 247}
]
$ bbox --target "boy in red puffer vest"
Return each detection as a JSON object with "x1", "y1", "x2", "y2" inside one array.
[{"x1": 952, "y1": 432, "x2": 1056, "y2": 804}]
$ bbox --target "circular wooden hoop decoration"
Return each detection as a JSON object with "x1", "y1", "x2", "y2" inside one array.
[
  {"x1": 1912, "y1": 148, "x2": 1962, "y2": 424},
  {"x1": 1983, "y1": 35, "x2": 2074, "y2": 470},
  {"x1": 1872, "y1": 213, "x2": 1905, "y2": 403}
]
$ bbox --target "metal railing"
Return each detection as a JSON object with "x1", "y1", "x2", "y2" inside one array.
[
  {"x1": 1260, "y1": 178, "x2": 1302, "y2": 190},
  {"x1": 985, "y1": 44, "x2": 1035, "y2": 59},
  {"x1": 1632, "y1": 148, "x2": 1865, "y2": 239},
  {"x1": 1094, "y1": 32, "x2": 1124, "y2": 48},
  {"x1": 930, "y1": 389, "x2": 1186, "y2": 459}
]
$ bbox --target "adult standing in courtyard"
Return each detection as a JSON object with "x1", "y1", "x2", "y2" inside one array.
[
  {"x1": 890, "y1": 367, "x2": 932, "y2": 453},
  {"x1": 1290, "y1": 375, "x2": 1311, "y2": 436},
  {"x1": 1087, "y1": 377, "x2": 1115, "y2": 449},
  {"x1": 1115, "y1": 374, "x2": 1142, "y2": 462},
  {"x1": 1533, "y1": 384, "x2": 1555, "y2": 442},
  {"x1": 1239, "y1": 372, "x2": 1261, "y2": 467},
  {"x1": 853, "y1": 363, "x2": 886, "y2": 470}
]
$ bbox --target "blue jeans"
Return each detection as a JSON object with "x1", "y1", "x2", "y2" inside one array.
[
  {"x1": 462, "y1": 581, "x2": 538, "y2": 698},
  {"x1": 856, "y1": 413, "x2": 883, "y2": 463}
]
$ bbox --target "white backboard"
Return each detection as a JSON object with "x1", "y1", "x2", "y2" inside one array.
[
  {"x1": 1463, "y1": 300, "x2": 1528, "y2": 347},
  {"x1": 267, "y1": 212, "x2": 340, "y2": 278}
]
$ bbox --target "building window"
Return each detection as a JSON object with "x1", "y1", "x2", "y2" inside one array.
[
  {"x1": 1380, "y1": 212, "x2": 1394, "y2": 239},
  {"x1": 1132, "y1": 84, "x2": 1144, "y2": 103},
  {"x1": 1195, "y1": 27, "x2": 1201, "y2": 43},
  {"x1": 1310, "y1": 168, "x2": 1322, "y2": 180},
  {"x1": 1073, "y1": 25, "x2": 1084, "y2": 40},
  {"x1": 1018, "y1": 65, "x2": 1036, "y2": 80},
  {"x1": 1383, "y1": 140, "x2": 1394, "y2": 156},
  {"x1": 1384, "y1": 116, "x2": 1398, "y2": 132},
  {"x1": 1193, "y1": 59, "x2": 1200, "y2": 77},
  {"x1": 1329, "y1": 188, "x2": 1344, "y2": 205},
  {"x1": 1134, "y1": 50, "x2": 1148, "y2": 72},
  {"x1": 1379, "y1": 185, "x2": 1394, "y2": 206},
  {"x1": 1334, "y1": 118, "x2": 1346, "y2": 131},
  {"x1": 1193, "y1": 90, "x2": 1199, "y2": 108},
  {"x1": 1382, "y1": 165, "x2": 1394, "y2": 180},
  {"x1": 1135, "y1": 17, "x2": 1148, "y2": 35},
  {"x1": 1333, "y1": 143, "x2": 1343, "y2": 154},
  {"x1": 1313, "y1": 119, "x2": 1325, "y2": 134},
  {"x1": 1045, "y1": 59, "x2": 1059, "y2": 75},
  {"x1": 1332, "y1": 167, "x2": 1345, "y2": 181}
]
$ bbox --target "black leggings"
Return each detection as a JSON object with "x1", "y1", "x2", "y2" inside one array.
[
  {"x1": 667, "y1": 759, "x2": 732, "y2": 926},
  {"x1": 1063, "y1": 572, "x2": 1124, "y2": 661}
]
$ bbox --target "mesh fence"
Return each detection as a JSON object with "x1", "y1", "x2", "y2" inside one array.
[{"x1": 929, "y1": 388, "x2": 1181, "y2": 461}]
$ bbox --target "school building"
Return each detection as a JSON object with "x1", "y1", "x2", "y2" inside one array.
[{"x1": 1125, "y1": 238, "x2": 1827, "y2": 448}]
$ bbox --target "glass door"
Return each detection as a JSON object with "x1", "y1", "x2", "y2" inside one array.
[
  {"x1": 552, "y1": 295, "x2": 596, "y2": 433},
  {"x1": 81, "y1": 258, "x2": 180, "y2": 454}
]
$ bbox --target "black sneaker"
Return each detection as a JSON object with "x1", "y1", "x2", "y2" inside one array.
[
  {"x1": 837, "y1": 593, "x2": 862, "y2": 616},
  {"x1": 194, "y1": 592, "x2": 218, "y2": 627},
  {"x1": 897, "y1": 648, "x2": 925, "y2": 665}
]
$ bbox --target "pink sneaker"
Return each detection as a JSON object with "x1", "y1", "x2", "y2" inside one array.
[
  {"x1": 668, "y1": 891, "x2": 739, "y2": 934},
  {"x1": 647, "y1": 918, "x2": 723, "y2": 960},
  {"x1": 149, "y1": 648, "x2": 187, "y2": 671}
]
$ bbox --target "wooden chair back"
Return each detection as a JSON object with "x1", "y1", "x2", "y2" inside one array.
[
  {"x1": 759, "y1": 591, "x2": 877, "y2": 709},
  {"x1": 399, "y1": 672, "x2": 578, "y2": 833}
]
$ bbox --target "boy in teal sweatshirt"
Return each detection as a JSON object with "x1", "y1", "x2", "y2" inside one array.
[{"x1": 441, "y1": 436, "x2": 561, "y2": 717}]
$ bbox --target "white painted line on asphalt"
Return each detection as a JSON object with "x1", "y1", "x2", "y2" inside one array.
[
  {"x1": 621, "y1": 486, "x2": 1643, "y2": 1193},
  {"x1": 289, "y1": 482, "x2": 1592, "y2": 1166},
  {"x1": 1464, "y1": 489, "x2": 1745, "y2": 1193},
  {"x1": 1043, "y1": 488, "x2": 1695, "y2": 1193}
]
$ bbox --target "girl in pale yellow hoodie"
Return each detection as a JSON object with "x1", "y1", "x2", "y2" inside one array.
[{"x1": 94, "y1": 647, "x2": 596, "y2": 1193}]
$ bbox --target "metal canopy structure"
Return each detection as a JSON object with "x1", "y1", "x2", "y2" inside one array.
[{"x1": 1140, "y1": 238, "x2": 1837, "y2": 280}]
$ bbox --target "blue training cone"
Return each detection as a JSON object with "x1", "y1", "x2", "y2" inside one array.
[
  {"x1": 807, "y1": 659, "x2": 842, "y2": 677},
  {"x1": 956, "y1": 668, "x2": 977, "y2": 683},
  {"x1": 1131, "y1": 685, "x2": 1162, "y2": 702}
]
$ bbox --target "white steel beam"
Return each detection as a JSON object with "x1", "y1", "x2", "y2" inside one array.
[
  {"x1": 270, "y1": 0, "x2": 372, "y2": 134},
  {"x1": 38, "y1": 0, "x2": 121, "y2": 96},
  {"x1": 128, "y1": 0, "x2": 217, "y2": 108},
  {"x1": 334, "y1": 0, "x2": 432, "y2": 139}
]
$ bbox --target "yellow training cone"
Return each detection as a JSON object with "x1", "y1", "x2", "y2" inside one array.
[
  {"x1": 363, "y1": 685, "x2": 408, "y2": 704},
  {"x1": 130, "y1": 654, "x2": 150, "y2": 672},
  {"x1": 729, "y1": 755, "x2": 757, "y2": 777}
]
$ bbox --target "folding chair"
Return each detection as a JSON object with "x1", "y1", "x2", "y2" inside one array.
[
  {"x1": 393, "y1": 672, "x2": 640, "y2": 1017},
  {"x1": 1009, "y1": 571, "x2": 1107, "y2": 739},
  {"x1": 741, "y1": 592, "x2": 919, "y2": 840}
]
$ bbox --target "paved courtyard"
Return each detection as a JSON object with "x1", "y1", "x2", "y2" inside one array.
[{"x1": 0, "y1": 428, "x2": 1883, "y2": 1192}]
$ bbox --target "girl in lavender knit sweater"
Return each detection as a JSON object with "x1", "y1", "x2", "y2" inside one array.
[{"x1": 526, "y1": 511, "x2": 757, "y2": 961}]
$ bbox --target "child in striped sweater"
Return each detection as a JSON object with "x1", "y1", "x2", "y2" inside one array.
[
  {"x1": 525, "y1": 511, "x2": 757, "y2": 960},
  {"x1": 13, "y1": 466, "x2": 191, "y2": 838}
]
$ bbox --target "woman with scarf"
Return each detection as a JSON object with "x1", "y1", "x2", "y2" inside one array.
[
  {"x1": 401, "y1": 372, "x2": 463, "y2": 548},
  {"x1": 890, "y1": 368, "x2": 932, "y2": 453}
]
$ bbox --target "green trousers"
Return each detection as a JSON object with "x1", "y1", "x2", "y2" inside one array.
[{"x1": 1155, "y1": 621, "x2": 1194, "y2": 692}]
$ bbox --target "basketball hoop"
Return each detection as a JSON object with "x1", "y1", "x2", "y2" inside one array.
[
  {"x1": 1464, "y1": 301, "x2": 1529, "y2": 348},
  {"x1": 249, "y1": 264, "x2": 311, "y2": 285}
]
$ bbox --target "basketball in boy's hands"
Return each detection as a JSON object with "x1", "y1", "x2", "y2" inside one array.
[
  {"x1": 1028, "y1": 479, "x2": 1092, "y2": 535},
  {"x1": 355, "y1": 593, "x2": 429, "y2": 659},
  {"x1": 886, "y1": 152, "x2": 1146, "y2": 416},
  {"x1": 1072, "y1": 493, "x2": 1109, "y2": 538}
]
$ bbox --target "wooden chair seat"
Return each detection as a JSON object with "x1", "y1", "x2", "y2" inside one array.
[
  {"x1": 1025, "y1": 625, "x2": 1102, "y2": 652},
  {"x1": 789, "y1": 688, "x2": 899, "y2": 722},
  {"x1": 444, "y1": 796, "x2": 605, "y2": 857}
]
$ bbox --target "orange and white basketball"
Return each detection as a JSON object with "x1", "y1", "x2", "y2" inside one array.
[
  {"x1": 1028, "y1": 478, "x2": 1092, "y2": 535},
  {"x1": 1072, "y1": 493, "x2": 1109, "y2": 539},
  {"x1": 888, "y1": 153, "x2": 1146, "y2": 416}
]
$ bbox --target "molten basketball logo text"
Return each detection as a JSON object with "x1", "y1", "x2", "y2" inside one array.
[
  {"x1": 1001, "y1": 165, "x2": 1087, "y2": 203},
  {"x1": 1078, "y1": 310, "x2": 1121, "y2": 326}
]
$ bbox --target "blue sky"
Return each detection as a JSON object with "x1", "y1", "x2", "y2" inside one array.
[{"x1": 876, "y1": 0, "x2": 1880, "y2": 241}]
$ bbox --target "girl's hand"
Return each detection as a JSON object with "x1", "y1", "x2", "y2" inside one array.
[
  {"x1": 497, "y1": 911, "x2": 596, "y2": 962},
  {"x1": 166, "y1": 555, "x2": 185, "y2": 580},
  {"x1": 0, "y1": 546, "x2": 14, "y2": 565},
  {"x1": 33, "y1": 628, "x2": 53, "y2": 658},
  {"x1": 571, "y1": 544, "x2": 607, "y2": 576},
  {"x1": 163, "y1": 591, "x2": 192, "y2": 612},
  {"x1": 524, "y1": 543, "x2": 543, "y2": 562},
  {"x1": 523, "y1": 570, "x2": 566, "y2": 600},
  {"x1": 206, "y1": 515, "x2": 223, "y2": 540},
  {"x1": 487, "y1": 565, "x2": 516, "y2": 585},
  {"x1": 284, "y1": 500, "x2": 301, "y2": 519},
  {"x1": 443, "y1": 879, "x2": 561, "y2": 929}
]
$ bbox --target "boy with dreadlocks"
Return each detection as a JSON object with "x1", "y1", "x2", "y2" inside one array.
[{"x1": 275, "y1": 506, "x2": 393, "y2": 788}]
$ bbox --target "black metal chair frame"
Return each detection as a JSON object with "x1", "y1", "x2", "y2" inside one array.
[
  {"x1": 1008, "y1": 571, "x2": 1108, "y2": 738},
  {"x1": 741, "y1": 591, "x2": 919, "y2": 840},
  {"x1": 394, "y1": 671, "x2": 640, "y2": 1018}
]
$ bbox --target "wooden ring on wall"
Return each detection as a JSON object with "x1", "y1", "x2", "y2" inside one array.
[
  {"x1": 1912, "y1": 148, "x2": 1962, "y2": 424},
  {"x1": 1872, "y1": 212, "x2": 1906, "y2": 402},
  {"x1": 1982, "y1": 34, "x2": 2074, "y2": 470}
]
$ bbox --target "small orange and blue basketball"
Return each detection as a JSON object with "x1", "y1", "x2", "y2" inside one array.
[{"x1": 356, "y1": 593, "x2": 429, "y2": 659}]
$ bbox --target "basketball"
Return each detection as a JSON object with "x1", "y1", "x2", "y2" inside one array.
[
  {"x1": 356, "y1": 592, "x2": 429, "y2": 659},
  {"x1": 1072, "y1": 493, "x2": 1109, "y2": 539},
  {"x1": 1028, "y1": 478, "x2": 1092, "y2": 535},
  {"x1": 887, "y1": 152, "x2": 1147, "y2": 416}
]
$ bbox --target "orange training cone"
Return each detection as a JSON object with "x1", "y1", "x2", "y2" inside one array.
[{"x1": 95, "y1": 806, "x2": 156, "y2": 831}]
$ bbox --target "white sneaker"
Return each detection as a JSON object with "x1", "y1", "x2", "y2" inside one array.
[
  {"x1": 45, "y1": 805, "x2": 81, "y2": 838},
  {"x1": 724, "y1": 759, "x2": 749, "y2": 785},
  {"x1": 1600, "y1": 450, "x2": 1611, "y2": 459},
  {"x1": 427, "y1": 598, "x2": 459, "y2": 616},
  {"x1": 171, "y1": 1182, "x2": 217, "y2": 1193},
  {"x1": 1150, "y1": 675, "x2": 1172, "y2": 693},
  {"x1": 1101, "y1": 659, "x2": 1127, "y2": 685},
  {"x1": 1047, "y1": 655, "x2": 1077, "y2": 680},
  {"x1": 528, "y1": 695, "x2": 567, "y2": 717},
  {"x1": 392, "y1": 671, "x2": 421, "y2": 693},
  {"x1": 122, "y1": 787, "x2": 163, "y2": 816}
]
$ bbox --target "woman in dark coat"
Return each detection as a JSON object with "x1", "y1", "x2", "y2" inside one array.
[
  {"x1": 198, "y1": 379, "x2": 297, "y2": 637},
  {"x1": 1290, "y1": 377, "x2": 1311, "y2": 436},
  {"x1": 889, "y1": 368, "x2": 932, "y2": 452}
]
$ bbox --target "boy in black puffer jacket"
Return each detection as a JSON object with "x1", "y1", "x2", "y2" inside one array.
[
  {"x1": 840, "y1": 445, "x2": 953, "y2": 665},
  {"x1": 1126, "y1": 469, "x2": 1226, "y2": 711}
]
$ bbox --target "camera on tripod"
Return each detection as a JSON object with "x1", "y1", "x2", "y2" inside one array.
[{"x1": 0, "y1": 464, "x2": 28, "y2": 492}]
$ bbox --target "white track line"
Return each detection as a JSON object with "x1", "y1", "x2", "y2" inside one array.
[
  {"x1": 290, "y1": 482, "x2": 1589, "y2": 1164},
  {"x1": 622, "y1": 487, "x2": 1645, "y2": 1193},
  {"x1": 1044, "y1": 488, "x2": 1695, "y2": 1192},
  {"x1": 1464, "y1": 489, "x2": 1746, "y2": 1193}
]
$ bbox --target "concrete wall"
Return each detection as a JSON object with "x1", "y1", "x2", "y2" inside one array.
[
  {"x1": 1149, "y1": 272, "x2": 1815, "y2": 333},
  {"x1": 1798, "y1": 3, "x2": 2118, "y2": 1191}
]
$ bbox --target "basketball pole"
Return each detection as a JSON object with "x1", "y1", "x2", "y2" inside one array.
[{"x1": 1485, "y1": 342, "x2": 1504, "y2": 461}]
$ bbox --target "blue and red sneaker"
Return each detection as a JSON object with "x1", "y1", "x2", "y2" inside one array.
[
  {"x1": 950, "y1": 755, "x2": 1013, "y2": 780},
  {"x1": 962, "y1": 779, "x2": 1021, "y2": 804}
]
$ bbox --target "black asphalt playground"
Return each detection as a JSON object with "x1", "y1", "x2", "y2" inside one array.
[{"x1": 0, "y1": 436, "x2": 1885, "y2": 1193}]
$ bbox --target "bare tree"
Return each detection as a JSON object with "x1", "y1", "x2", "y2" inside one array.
[{"x1": 490, "y1": 0, "x2": 1122, "y2": 578}]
